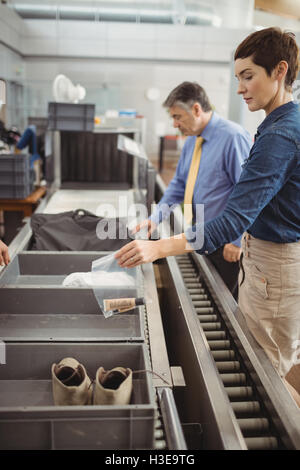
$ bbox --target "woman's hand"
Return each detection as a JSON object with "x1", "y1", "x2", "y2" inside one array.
[
  {"x1": 0, "y1": 240, "x2": 10, "y2": 266},
  {"x1": 115, "y1": 239, "x2": 161, "y2": 268},
  {"x1": 223, "y1": 243, "x2": 241, "y2": 263}
]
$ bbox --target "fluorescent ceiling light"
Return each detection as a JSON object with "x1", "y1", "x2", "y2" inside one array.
[{"x1": 10, "y1": 1, "x2": 221, "y2": 26}]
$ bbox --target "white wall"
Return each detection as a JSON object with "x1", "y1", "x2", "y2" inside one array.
[
  {"x1": 0, "y1": 5, "x2": 24, "y2": 81},
  {"x1": 20, "y1": 19, "x2": 249, "y2": 62},
  {"x1": 0, "y1": 3, "x2": 258, "y2": 153},
  {"x1": 21, "y1": 20, "x2": 254, "y2": 154},
  {"x1": 0, "y1": 4, "x2": 24, "y2": 54},
  {"x1": 0, "y1": 5, "x2": 26, "y2": 128},
  {"x1": 24, "y1": 57, "x2": 234, "y2": 155},
  {"x1": 1, "y1": 1, "x2": 299, "y2": 155}
]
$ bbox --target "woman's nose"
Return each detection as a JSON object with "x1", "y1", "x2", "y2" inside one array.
[{"x1": 237, "y1": 81, "x2": 246, "y2": 95}]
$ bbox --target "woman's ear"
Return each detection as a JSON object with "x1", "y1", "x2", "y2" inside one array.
[{"x1": 275, "y1": 60, "x2": 288, "y2": 82}]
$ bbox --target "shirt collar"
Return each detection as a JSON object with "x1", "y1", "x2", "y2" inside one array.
[
  {"x1": 257, "y1": 101, "x2": 297, "y2": 135},
  {"x1": 198, "y1": 111, "x2": 219, "y2": 142}
]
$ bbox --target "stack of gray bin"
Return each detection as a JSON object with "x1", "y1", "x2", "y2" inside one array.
[
  {"x1": 0, "y1": 128, "x2": 182, "y2": 450},
  {"x1": 0, "y1": 225, "x2": 156, "y2": 449},
  {"x1": 48, "y1": 102, "x2": 95, "y2": 132},
  {"x1": 0, "y1": 248, "x2": 157, "y2": 450},
  {"x1": 0, "y1": 153, "x2": 34, "y2": 198}
]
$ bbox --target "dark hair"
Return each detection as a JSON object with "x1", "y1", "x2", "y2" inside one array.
[
  {"x1": 234, "y1": 27, "x2": 299, "y2": 91},
  {"x1": 163, "y1": 81, "x2": 212, "y2": 112}
]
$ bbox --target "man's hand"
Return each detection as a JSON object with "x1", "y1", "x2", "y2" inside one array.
[
  {"x1": 130, "y1": 219, "x2": 158, "y2": 240},
  {"x1": 0, "y1": 240, "x2": 10, "y2": 266},
  {"x1": 223, "y1": 243, "x2": 241, "y2": 263}
]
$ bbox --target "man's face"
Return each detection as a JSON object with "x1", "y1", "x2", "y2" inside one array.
[{"x1": 169, "y1": 104, "x2": 200, "y2": 136}]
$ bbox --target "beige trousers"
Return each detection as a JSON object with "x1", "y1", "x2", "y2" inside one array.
[{"x1": 239, "y1": 233, "x2": 300, "y2": 377}]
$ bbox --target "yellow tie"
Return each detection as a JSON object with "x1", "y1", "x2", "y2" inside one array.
[{"x1": 184, "y1": 136, "x2": 204, "y2": 224}]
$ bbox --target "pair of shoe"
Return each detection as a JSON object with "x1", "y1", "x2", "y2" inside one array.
[{"x1": 51, "y1": 357, "x2": 132, "y2": 406}]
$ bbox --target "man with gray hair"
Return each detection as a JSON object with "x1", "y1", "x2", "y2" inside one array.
[{"x1": 134, "y1": 81, "x2": 252, "y2": 299}]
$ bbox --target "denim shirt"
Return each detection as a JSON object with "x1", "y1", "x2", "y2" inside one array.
[{"x1": 186, "y1": 101, "x2": 300, "y2": 253}]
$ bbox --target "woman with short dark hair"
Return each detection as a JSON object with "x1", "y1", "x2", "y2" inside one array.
[{"x1": 116, "y1": 27, "x2": 300, "y2": 406}]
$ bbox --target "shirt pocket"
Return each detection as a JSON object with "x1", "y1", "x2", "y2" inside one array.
[
  {"x1": 200, "y1": 167, "x2": 228, "y2": 188},
  {"x1": 248, "y1": 263, "x2": 269, "y2": 300}
]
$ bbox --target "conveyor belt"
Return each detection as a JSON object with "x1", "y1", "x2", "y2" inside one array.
[
  {"x1": 142, "y1": 301, "x2": 167, "y2": 450},
  {"x1": 154, "y1": 179, "x2": 300, "y2": 450},
  {"x1": 142, "y1": 288, "x2": 186, "y2": 451},
  {"x1": 175, "y1": 253, "x2": 289, "y2": 450}
]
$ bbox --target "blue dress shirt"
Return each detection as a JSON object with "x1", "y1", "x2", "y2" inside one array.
[
  {"x1": 151, "y1": 112, "x2": 252, "y2": 246},
  {"x1": 186, "y1": 102, "x2": 300, "y2": 253}
]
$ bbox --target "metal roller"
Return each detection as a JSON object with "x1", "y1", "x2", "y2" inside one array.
[
  {"x1": 154, "y1": 439, "x2": 167, "y2": 450},
  {"x1": 182, "y1": 277, "x2": 200, "y2": 283},
  {"x1": 237, "y1": 418, "x2": 269, "y2": 433},
  {"x1": 190, "y1": 296, "x2": 209, "y2": 303},
  {"x1": 205, "y1": 331, "x2": 227, "y2": 340},
  {"x1": 231, "y1": 401, "x2": 261, "y2": 415},
  {"x1": 193, "y1": 300, "x2": 212, "y2": 307},
  {"x1": 212, "y1": 350, "x2": 236, "y2": 361},
  {"x1": 197, "y1": 314, "x2": 218, "y2": 322},
  {"x1": 220, "y1": 373, "x2": 247, "y2": 386},
  {"x1": 226, "y1": 386, "x2": 253, "y2": 400},
  {"x1": 215, "y1": 361, "x2": 241, "y2": 372},
  {"x1": 190, "y1": 294, "x2": 207, "y2": 300},
  {"x1": 202, "y1": 323, "x2": 223, "y2": 332},
  {"x1": 191, "y1": 299, "x2": 210, "y2": 305},
  {"x1": 154, "y1": 429, "x2": 165, "y2": 439},
  {"x1": 188, "y1": 288, "x2": 205, "y2": 294},
  {"x1": 195, "y1": 307, "x2": 214, "y2": 314},
  {"x1": 185, "y1": 281, "x2": 202, "y2": 287},
  {"x1": 244, "y1": 437, "x2": 278, "y2": 450},
  {"x1": 155, "y1": 419, "x2": 163, "y2": 429},
  {"x1": 208, "y1": 339, "x2": 231, "y2": 349}
]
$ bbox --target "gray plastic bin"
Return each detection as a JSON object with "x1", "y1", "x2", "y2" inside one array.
[
  {"x1": 0, "y1": 252, "x2": 145, "y2": 342},
  {"x1": 0, "y1": 182, "x2": 34, "y2": 199},
  {"x1": 48, "y1": 102, "x2": 95, "y2": 132},
  {"x1": 0, "y1": 153, "x2": 30, "y2": 173},
  {"x1": 0, "y1": 342, "x2": 155, "y2": 450},
  {"x1": 0, "y1": 167, "x2": 35, "y2": 186},
  {"x1": 0, "y1": 153, "x2": 34, "y2": 198}
]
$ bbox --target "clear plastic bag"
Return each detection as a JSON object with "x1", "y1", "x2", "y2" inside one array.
[{"x1": 91, "y1": 253, "x2": 144, "y2": 318}]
